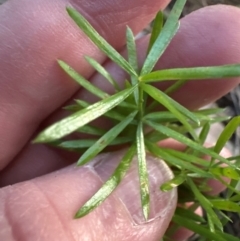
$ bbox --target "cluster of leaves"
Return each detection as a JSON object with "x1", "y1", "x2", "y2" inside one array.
[{"x1": 34, "y1": 0, "x2": 240, "y2": 240}]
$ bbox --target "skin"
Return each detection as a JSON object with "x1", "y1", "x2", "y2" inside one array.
[{"x1": 0, "y1": 0, "x2": 240, "y2": 240}]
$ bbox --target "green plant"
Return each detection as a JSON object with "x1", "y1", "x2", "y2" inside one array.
[{"x1": 34, "y1": 0, "x2": 240, "y2": 240}]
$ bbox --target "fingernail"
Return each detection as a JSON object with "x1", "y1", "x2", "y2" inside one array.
[{"x1": 89, "y1": 150, "x2": 177, "y2": 225}]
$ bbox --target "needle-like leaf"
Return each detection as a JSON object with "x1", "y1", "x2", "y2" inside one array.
[
  {"x1": 210, "y1": 199, "x2": 240, "y2": 213},
  {"x1": 147, "y1": 11, "x2": 164, "y2": 54},
  {"x1": 173, "y1": 215, "x2": 227, "y2": 241},
  {"x1": 58, "y1": 60, "x2": 108, "y2": 99},
  {"x1": 136, "y1": 121, "x2": 150, "y2": 220},
  {"x1": 77, "y1": 111, "x2": 137, "y2": 165},
  {"x1": 34, "y1": 86, "x2": 137, "y2": 143},
  {"x1": 159, "y1": 147, "x2": 210, "y2": 167},
  {"x1": 140, "y1": 64, "x2": 240, "y2": 82},
  {"x1": 145, "y1": 121, "x2": 236, "y2": 168},
  {"x1": 126, "y1": 26, "x2": 139, "y2": 104},
  {"x1": 66, "y1": 7, "x2": 137, "y2": 77},
  {"x1": 146, "y1": 142, "x2": 212, "y2": 178},
  {"x1": 140, "y1": 0, "x2": 186, "y2": 75},
  {"x1": 142, "y1": 84, "x2": 199, "y2": 140},
  {"x1": 187, "y1": 178, "x2": 223, "y2": 231},
  {"x1": 160, "y1": 174, "x2": 186, "y2": 192},
  {"x1": 75, "y1": 145, "x2": 136, "y2": 218},
  {"x1": 213, "y1": 116, "x2": 240, "y2": 157},
  {"x1": 76, "y1": 125, "x2": 106, "y2": 136},
  {"x1": 84, "y1": 56, "x2": 120, "y2": 91},
  {"x1": 74, "y1": 99, "x2": 131, "y2": 122},
  {"x1": 54, "y1": 136, "x2": 133, "y2": 150}
]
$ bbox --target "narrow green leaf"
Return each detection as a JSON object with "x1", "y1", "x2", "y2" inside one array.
[
  {"x1": 216, "y1": 231, "x2": 240, "y2": 241},
  {"x1": 230, "y1": 194, "x2": 240, "y2": 202},
  {"x1": 140, "y1": 0, "x2": 186, "y2": 75},
  {"x1": 144, "y1": 111, "x2": 179, "y2": 122},
  {"x1": 199, "y1": 122, "x2": 210, "y2": 144},
  {"x1": 140, "y1": 64, "x2": 240, "y2": 82},
  {"x1": 173, "y1": 215, "x2": 227, "y2": 241},
  {"x1": 146, "y1": 142, "x2": 212, "y2": 178},
  {"x1": 213, "y1": 116, "x2": 240, "y2": 155},
  {"x1": 210, "y1": 167, "x2": 240, "y2": 180},
  {"x1": 161, "y1": 148, "x2": 210, "y2": 167},
  {"x1": 58, "y1": 60, "x2": 108, "y2": 99},
  {"x1": 126, "y1": 26, "x2": 138, "y2": 72},
  {"x1": 76, "y1": 97, "x2": 137, "y2": 112},
  {"x1": 126, "y1": 26, "x2": 139, "y2": 104},
  {"x1": 187, "y1": 178, "x2": 223, "y2": 231},
  {"x1": 160, "y1": 174, "x2": 186, "y2": 192},
  {"x1": 145, "y1": 121, "x2": 235, "y2": 168},
  {"x1": 142, "y1": 84, "x2": 199, "y2": 140},
  {"x1": 74, "y1": 99, "x2": 129, "y2": 122},
  {"x1": 77, "y1": 125, "x2": 106, "y2": 136},
  {"x1": 66, "y1": 7, "x2": 137, "y2": 77},
  {"x1": 63, "y1": 104, "x2": 83, "y2": 112},
  {"x1": 75, "y1": 145, "x2": 136, "y2": 218},
  {"x1": 143, "y1": 84, "x2": 200, "y2": 124},
  {"x1": 210, "y1": 199, "x2": 240, "y2": 213},
  {"x1": 165, "y1": 79, "x2": 188, "y2": 94},
  {"x1": 34, "y1": 86, "x2": 137, "y2": 142},
  {"x1": 147, "y1": 11, "x2": 164, "y2": 54},
  {"x1": 187, "y1": 178, "x2": 223, "y2": 232},
  {"x1": 196, "y1": 108, "x2": 226, "y2": 116},
  {"x1": 77, "y1": 111, "x2": 137, "y2": 165},
  {"x1": 175, "y1": 207, "x2": 205, "y2": 223},
  {"x1": 136, "y1": 121, "x2": 150, "y2": 220},
  {"x1": 54, "y1": 137, "x2": 133, "y2": 150},
  {"x1": 85, "y1": 56, "x2": 120, "y2": 91}
]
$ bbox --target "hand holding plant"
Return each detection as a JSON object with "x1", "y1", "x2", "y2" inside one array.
[{"x1": 0, "y1": 0, "x2": 240, "y2": 240}]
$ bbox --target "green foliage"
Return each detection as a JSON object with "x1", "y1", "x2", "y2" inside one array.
[{"x1": 34, "y1": 0, "x2": 240, "y2": 239}]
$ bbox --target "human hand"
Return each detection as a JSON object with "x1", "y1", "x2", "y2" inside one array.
[{"x1": 0, "y1": 0, "x2": 240, "y2": 240}]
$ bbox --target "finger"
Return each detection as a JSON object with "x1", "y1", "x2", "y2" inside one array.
[
  {"x1": 0, "y1": 0, "x2": 170, "y2": 170},
  {"x1": 2, "y1": 4, "x2": 240, "y2": 185},
  {"x1": 0, "y1": 151, "x2": 177, "y2": 241}
]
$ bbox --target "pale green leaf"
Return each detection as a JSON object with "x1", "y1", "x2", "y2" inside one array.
[
  {"x1": 142, "y1": 84, "x2": 199, "y2": 140},
  {"x1": 147, "y1": 11, "x2": 164, "y2": 54},
  {"x1": 77, "y1": 125, "x2": 106, "y2": 136},
  {"x1": 126, "y1": 26, "x2": 139, "y2": 104},
  {"x1": 145, "y1": 120, "x2": 235, "y2": 168},
  {"x1": 58, "y1": 60, "x2": 108, "y2": 99},
  {"x1": 160, "y1": 174, "x2": 186, "y2": 192},
  {"x1": 165, "y1": 79, "x2": 188, "y2": 95},
  {"x1": 210, "y1": 199, "x2": 240, "y2": 213},
  {"x1": 75, "y1": 145, "x2": 136, "y2": 218},
  {"x1": 160, "y1": 148, "x2": 210, "y2": 167},
  {"x1": 66, "y1": 7, "x2": 137, "y2": 77},
  {"x1": 34, "y1": 86, "x2": 137, "y2": 142},
  {"x1": 54, "y1": 136, "x2": 133, "y2": 150},
  {"x1": 136, "y1": 121, "x2": 150, "y2": 220},
  {"x1": 85, "y1": 56, "x2": 120, "y2": 91},
  {"x1": 187, "y1": 178, "x2": 223, "y2": 231},
  {"x1": 213, "y1": 116, "x2": 240, "y2": 155},
  {"x1": 140, "y1": 64, "x2": 240, "y2": 82},
  {"x1": 77, "y1": 111, "x2": 137, "y2": 165},
  {"x1": 140, "y1": 0, "x2": 186, "y2": 75},
  {"x1": 146, "y1": 142, "x2": 212, "y2": 178}
]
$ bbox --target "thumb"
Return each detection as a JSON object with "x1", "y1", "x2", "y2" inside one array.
[{"x1": 0, "y1": 150, "x2": 177, "y2": 241}]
